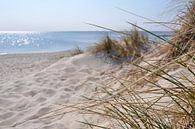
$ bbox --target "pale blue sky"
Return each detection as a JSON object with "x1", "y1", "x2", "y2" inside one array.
[{"x1": 0, "y1": 0, "x2": 175, "y2": 31}]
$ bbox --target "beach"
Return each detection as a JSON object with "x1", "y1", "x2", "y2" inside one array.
[
  {"x1": 0, "y1": 52, "x2": 69, "y2": 84},
  {"x1": 0, "y1": 0, "x2": 194, "y2": 128},
  {"x1": 0, "y1": 52, "x2": 119, "y2": 129}
]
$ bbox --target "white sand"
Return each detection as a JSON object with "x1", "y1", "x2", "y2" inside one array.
[
  {"x1": 0, "y1": 52, "x2": 116, "y2": 129},
  {"x1": 0, "y1": 52, "x2": 68, "y2": 84}
]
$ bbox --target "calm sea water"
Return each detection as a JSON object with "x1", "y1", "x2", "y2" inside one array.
[{"x1": 0, "y1": 31, "x2": 172, "y2": 54}]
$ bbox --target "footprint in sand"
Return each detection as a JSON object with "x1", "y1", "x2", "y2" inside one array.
[
  {"x1": 12, "y1": 85, "x2": 29, "y2": 93},
  {"x1": 33, "y1": 72, "x2": 44, "y2": 78},
  {"x1": 41, "y1": 89, "x2": 56, "y2": 97},
  {"x1": 0, "y1": 94, "x2": 22, "y2": 99},
  {"x1": 0, "y1": 117, "x2": 18, "y2": 127},
  {"x1": 74, "y1": 84, "x2": 85, "y2": 91},
  {"x1": 28, "y1": 107, "x2": 51, "y2": 120},
  {"x1": 60, "y1": 77, "x2": 67, "y2": 82},
  {"x1": 10, "y1": 99, "x2": 29, "y2": 111},
  {"x1": 79, "y1": 68, "x2": 91, "y2": 74},
  {"x1": 0, "y1": 112, "x2": 14, "y2": 121},
  {"x1": 87, "y1": 77, "x2": 100, "y2": 82},
  {"x1": 36, "y1": 96, "x2": 47, "y2": 103},
  {"x1": 23, "y1": 90, "x2": 39, "y2": 97},
  {"x1": 63, "y1": 88, "x2": 72, "y2": 92},
  {"x1": 66, "y1": 79, "x2": 79, "y2": 85},
  {"x1": 42, "y1": 123, "x2": 67, "y2": 129},
  {"x1": 35, "y1": 77, "x2": 44, "y2": 83},
  {"x1": 0, "y1": 111, "x2": 28, "y2": 127},
  {"x1": 55, "y1": 94, "x2": 71, "y2": 104},
  {"x1": 0, "y1": 98, "x2": 13, "y2": 108},
  {"x1": 64, "y1": 67, "x2": 76, "y2": 73},
  {"x1": 59, "y1": 94, "x2": 70, "y2": 99}
]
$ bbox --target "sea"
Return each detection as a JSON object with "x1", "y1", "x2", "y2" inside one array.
[{"x1": 0, "y1": 31, "x2": 173, "y2": 54}]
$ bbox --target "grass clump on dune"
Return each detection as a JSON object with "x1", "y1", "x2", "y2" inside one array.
[
  {"x1": 74, "y1": 1, "x2": 195, "y2": 129},
  {"x1": 74, "y1": 50, "x2": 195, "y2": 129},
  {"x1": 70, "y1": 46, "x2": 84, "y2": 56},
  {"x1": 121, "y1": 27, "x2": 149, "y2": 59},
  {"x1": 166, "y1": 0, "x2": 195, "y2": 60},
  {"x1": 90, "y1": 35, "x2": 119, "y2": 55},
  {"x1": 90, "y1": 27, "x2": 149, "y2": 62}
]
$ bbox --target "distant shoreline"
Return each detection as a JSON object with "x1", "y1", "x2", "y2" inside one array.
[
  {"x1": 0, "y1": 31, "x2": 173, "y2": 54},
  {"x1": 0, "y1": 50, "x2": 70, "y2": 56}
]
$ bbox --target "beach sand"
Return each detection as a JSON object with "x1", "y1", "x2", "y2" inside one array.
[{"x1": 0, "y1": 52, "x2": 117, "y2": 129}]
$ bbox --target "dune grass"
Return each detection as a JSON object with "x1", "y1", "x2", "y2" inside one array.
[
  {"x1": 90, "y1": 27, "x2": 149, "y2": 62},
  {"x1": 70, "y1": 46, "x2": 84, "y2": 56},
  {"x1": 166, "y1": 0, "x2": 195, "y2": 60},
  {"x1": 90, "y1": 35, "x2": 119, "y2": 55},
  {"x1": 36, "y1": 1, "x2": 195, "y2": 128},
  {"x1": 7, "y1": 1, "x2": 194, "y2": 129},
  {"x1": 75, "y1": 1, "x2": 195, "y2": 129},
  {"x1": 41, "y1": 1, "x2": 195, "y2": 129},
  {"x1": 77, "y1": 48, "x2": 194, "y2": 129}
]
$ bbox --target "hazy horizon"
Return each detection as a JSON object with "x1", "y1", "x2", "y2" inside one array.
[{"x1": 0, "y1": 0, "x2": 177, "y2": 31}]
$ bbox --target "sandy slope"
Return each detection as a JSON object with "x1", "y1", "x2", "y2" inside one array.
[
  {"x1": 0, "y1": 52, "x2": 68, "y2": 84},
  {"x1": 0, "y1": 52, "x2": 116, "y2": 129}
]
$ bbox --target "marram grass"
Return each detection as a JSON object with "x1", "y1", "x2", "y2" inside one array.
[
  {"x1": 70, "y1": 46, "x2": 84, "y2": 56},
  {"x1": 89, "y1": 27, "x2": 149, "y2": 63},
  {"x1": 76, "y1": 1, "x2": 195, "y2": 129},
  {"x1": 166, "y1": 0, "x2": 195, "y2": 60}
]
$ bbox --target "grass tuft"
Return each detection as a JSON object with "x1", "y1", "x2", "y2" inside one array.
[
  {"x1": 89, "y1": 27, "x2": 149, "y2": 63},
  {"x1": 70, "y1": 46, "x2": 84, "y2": 56},
  {"x1": 166, "y1": 0, "x2": 195, "y2": 60}
]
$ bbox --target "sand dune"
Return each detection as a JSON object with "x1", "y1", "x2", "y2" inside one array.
[{"x1": 0, "y1": 52, "x2": 116, "y2": 129}]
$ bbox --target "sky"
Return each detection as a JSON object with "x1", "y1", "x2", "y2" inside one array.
[{"x1": 0, "y1": 0, "x2": 177, "y2": 31}]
